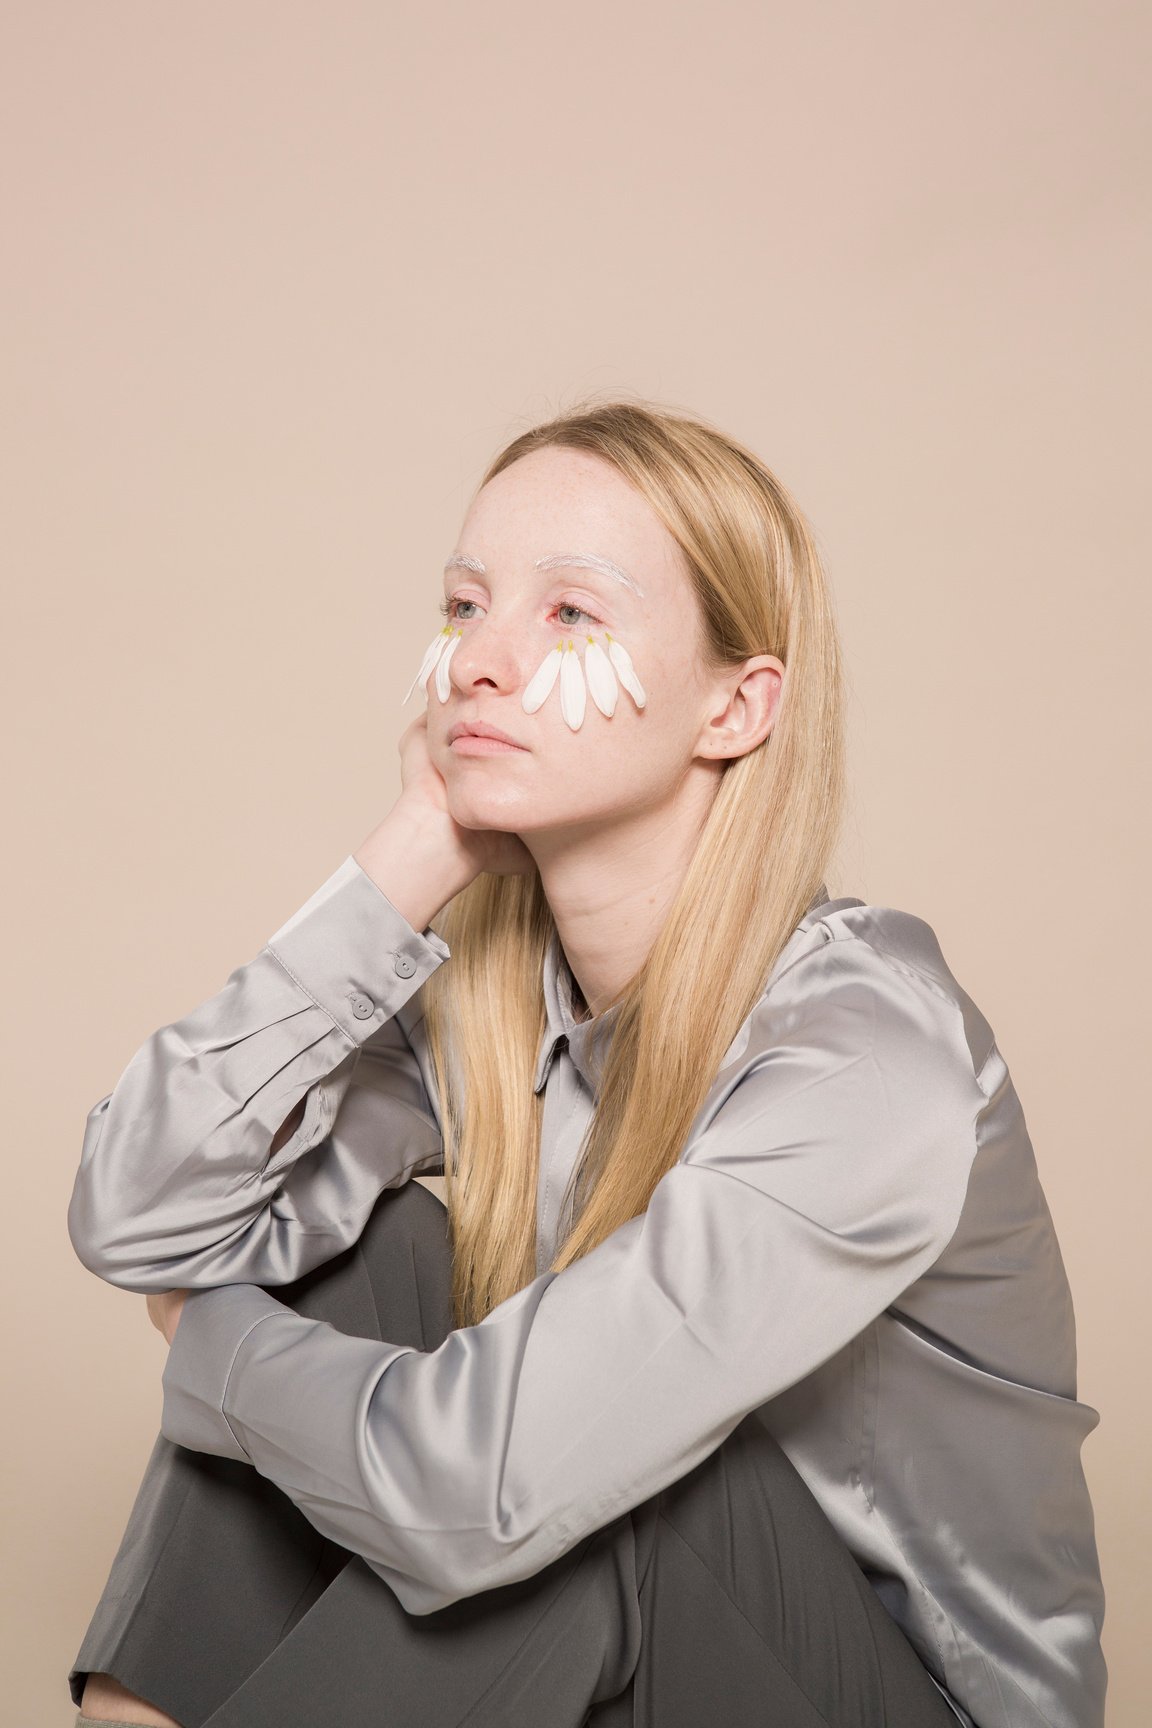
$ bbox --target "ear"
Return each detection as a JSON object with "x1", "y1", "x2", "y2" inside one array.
[{"x1": 695, "y1": 655, "x2": 785, "y2": 763}]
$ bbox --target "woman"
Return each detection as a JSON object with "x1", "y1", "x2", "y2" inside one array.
[{"x1": 67, "y1": 401, "x2": 1106, "y2": 1728}]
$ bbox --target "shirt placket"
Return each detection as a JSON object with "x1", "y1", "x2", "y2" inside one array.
[{"x1": 535, "y1": 1046, "x2": 593, "y2": 1276}]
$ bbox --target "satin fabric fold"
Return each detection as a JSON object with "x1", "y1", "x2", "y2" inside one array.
[{"x1": 69, "y1": 856, "x2": 1106, "y2": 1728}]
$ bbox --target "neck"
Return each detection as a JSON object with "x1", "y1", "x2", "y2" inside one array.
[{"x1": 527, "y1": 769, "x2": 720, "y2": 1017}]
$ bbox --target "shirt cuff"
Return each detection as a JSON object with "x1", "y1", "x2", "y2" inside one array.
[
  {"x1": 264, "y1": 854, "x2": 452, "y2": 1049},
  {"x1": 161, "y1": 1283, "x2": 291, "y2": 1463}
]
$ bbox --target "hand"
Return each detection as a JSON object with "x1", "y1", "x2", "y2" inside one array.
[
  {"x1": 395, "y1": 708, "x2": 537, "y2": 881},
  {"x1": 147, "y1": 1288, "x2": 189, "y2": 1348}
]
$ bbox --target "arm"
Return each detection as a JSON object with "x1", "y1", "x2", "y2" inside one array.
[
  {"x1": 67, "y1": 853, "x2": 455, "y2": 1293},
  {"x1": 159, "y1": 931, "x2": 988, "y2": 1613}
]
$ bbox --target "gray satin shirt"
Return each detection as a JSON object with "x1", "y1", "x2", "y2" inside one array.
[{"x1": 67, "y1": 855, "x2": 1107, "y2": 1728}]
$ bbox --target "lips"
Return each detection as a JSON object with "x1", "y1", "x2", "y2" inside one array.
[{"x1": 448, "y1": 720, "x2": 527, "y2": 748}]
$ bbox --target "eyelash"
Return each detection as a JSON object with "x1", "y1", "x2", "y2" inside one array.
[{"x1": 437, "y1": 595, "x2": 603, "y2": 629}]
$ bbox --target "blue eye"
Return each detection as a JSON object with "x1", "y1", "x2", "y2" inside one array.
[
  {"x1": 438, "y1": 596, "x2": 602, "y2": 628},
  {"x1": 553, "y1": 600, "x2": 600, "y2": 628}
]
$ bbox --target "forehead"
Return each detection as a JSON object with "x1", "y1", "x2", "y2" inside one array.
[{"x1": 455, "y1": 448, "x2": 686, "y2": 589}]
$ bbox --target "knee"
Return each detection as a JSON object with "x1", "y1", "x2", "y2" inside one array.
[
  {"x1": 271, "y1": 1181, "x2": 451, "y2": 1345},
  {"x1": 363, "y1": 1177, "x2": 451, "y2": 1257},
  {"x1": 356, "y1": 1179, "x2": 455, "y2": 1351},
  {"x1": 374, "y1": 1173, "x2": 453, "y2": 1258},
  {"x1": 655, "y1": 1414, "x2": 824, "y2": 1556}
]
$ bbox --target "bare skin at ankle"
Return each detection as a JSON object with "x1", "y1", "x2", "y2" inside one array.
[{"x1": 80, "y1": 1671, "x2": 184, "y2": 1727}]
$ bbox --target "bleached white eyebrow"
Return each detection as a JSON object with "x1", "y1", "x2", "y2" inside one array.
[{"x1": 442, "y1": 551, "x2": 644, "y2": 598}]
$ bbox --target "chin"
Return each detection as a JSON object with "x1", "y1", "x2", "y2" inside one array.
[{"x1": 446, "y1": 788, "x2": 531, "y2": 829}]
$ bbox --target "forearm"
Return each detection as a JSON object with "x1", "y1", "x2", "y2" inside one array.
[
  {"x1": 158, "y1": 936, "x2": 986, "y2": 1611},
  {"x1": 68, "y1": 853, "x2": 452, "y2": 1292}
]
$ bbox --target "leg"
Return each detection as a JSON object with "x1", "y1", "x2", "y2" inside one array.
[
  {"x1": 68, "y1": 1181, "x2": 455, "y2": 1726},
  {"x1": 185, "y1": 1185, "x2": 654, "y2": 1728},
  {"x1": 72, "y1": 1181, "x2": 958, "y2": 1728},
  {"x1": 195, "y1": 1190, "x2": 958, "y2": 1728},
  {"x1": 609, "y1": 1411, "x2": 961, "y2": 1726},
  {"x1": 71, "y1": 1183, "x2": 645, "y2": 1728},
  {"x1": 78, "y1": 1673, "x2": 184, "y2": 1728},
  {"x1": 193, "y1": 1419, "x2": 958, "y2": 1728}
]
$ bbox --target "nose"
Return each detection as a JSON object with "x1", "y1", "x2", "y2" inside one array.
[{"x1": 439, "y1": 616, "x2": 527, "y2": 701}]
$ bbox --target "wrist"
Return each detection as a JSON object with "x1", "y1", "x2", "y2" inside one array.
[{"x1": 354, "y1": 802, "x2": 475, "y2": 931}]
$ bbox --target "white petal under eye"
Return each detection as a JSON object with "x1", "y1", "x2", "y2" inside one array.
[
  {"x1": 435, "y1": 629, "x2": 462, "y2": 701},
  {"x1": 559, "y1": 640, "x2": 587, "y2": 729},
  {"x1": 583, "y1": 637, "x2": 618, "y2": 717},
  {"x1": 522, "y1": 642, "x2": 564, "y2": 713},
  {"x1": 402, "y1": 626, "x2": 453, "y2": 707},
  {"x1": 606, "y1": 634, "x2": 647, "y2": 708}
]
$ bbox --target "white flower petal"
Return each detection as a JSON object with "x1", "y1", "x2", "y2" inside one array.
[
  {"x1": 402, "y1": 627, "x2": 452, "y2": 706},
  {"x1": 522, "y1": 641, "x2": 564, "y2": 713},
  {"x1": 559, "y1": 639, "x2": 587, "y2": 729},
  {"x1": 583, "y1": 637, "x2": 618, "y2": 717},
  {"x1": 606, "y1": 634, "x2": 647, "y2": 709},
  {"x1": 434, "y1": 629, "x2": 462, "y2": 701}
]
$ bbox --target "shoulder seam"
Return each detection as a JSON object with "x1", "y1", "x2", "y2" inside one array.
[{"x1": 815, "y1": 922, "x2": 960, "y2": 1010}]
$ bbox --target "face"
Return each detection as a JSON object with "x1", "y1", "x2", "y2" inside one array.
[{"x1": 415, "y1": 445, "x2": 777, "y2": 841}]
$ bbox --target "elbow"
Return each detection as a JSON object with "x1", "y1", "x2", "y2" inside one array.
[
  {"x1": 67, "y1": 1121, "x2": 151, "y2": 1291},
  {"x1": 351, "y1": 1369, "x2": 573, "y2": 1610},
  {"x1": 364, "y1": 1550, "x2": 525, "y2": 1617},
  {"x1": 67, "y1": 1180, "x2": 190, "y2": 1293},
  {"x1": 380, "y1": 1570, "x2": 468, "y2": 1616},
  {"x1": 67, "y1": 1186, "x2": 146, "y2": 1289},
  {"x1": 66, "y1": 1176, "x2": 114, "y2": 1283},
  {"x1": 362, "y1": 1505, "x2": 571, "y2": 1615}
]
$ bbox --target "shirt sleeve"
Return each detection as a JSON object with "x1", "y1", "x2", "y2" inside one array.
[
  {"x1": 159, "y1": 929, "x2": 988, "y2": 1615},
  {"x1": 67, "y1": 854, "x2": 452, "y2": 1293}
]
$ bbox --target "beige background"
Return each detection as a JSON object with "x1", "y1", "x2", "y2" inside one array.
[{"x1": 3, "y1": 3, "x2": 1147, "y2": 1723}]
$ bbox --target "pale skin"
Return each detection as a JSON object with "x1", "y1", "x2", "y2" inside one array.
[{"x1": 86, "y1": 445, "x2": 782, "y2": 1724}]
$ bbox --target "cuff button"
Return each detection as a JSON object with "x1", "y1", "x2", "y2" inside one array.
[
  {"x1": 393, "y1": 954, "x2": 417, "y2": 978},
  {"x1": 348, "y1": 991, "x2": 376, "y2": 1019}
]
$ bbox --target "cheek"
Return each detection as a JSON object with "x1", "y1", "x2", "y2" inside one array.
[{"x1": 521, "y1": 633, "x2": 651, "y2": 731}]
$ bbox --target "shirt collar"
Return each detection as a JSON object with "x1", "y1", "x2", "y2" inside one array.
[{"x1": 531, "y1": 879, "x2": 832, "y2": 1095}]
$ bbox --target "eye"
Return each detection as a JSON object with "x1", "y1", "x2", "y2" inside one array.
[
  {"x1": 551, "y1": 599, "x2": 601, "y2": 628},
  {"x1": 438, "y1": 596, "x2": 603, "y2": 628}
]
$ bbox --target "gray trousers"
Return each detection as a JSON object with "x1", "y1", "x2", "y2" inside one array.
[{"x1": 69, "y1": 1180, "x2": 961, "y2": 1728}]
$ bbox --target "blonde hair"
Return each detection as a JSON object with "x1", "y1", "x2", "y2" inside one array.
[{"x1": 420, "y1": 395, "x2": 846, "y2": 1329}]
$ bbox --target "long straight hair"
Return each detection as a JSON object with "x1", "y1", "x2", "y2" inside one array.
[{"x1": 419, "y1": 397, "x2": 846, "y2": 1329}]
